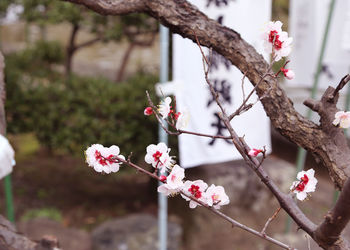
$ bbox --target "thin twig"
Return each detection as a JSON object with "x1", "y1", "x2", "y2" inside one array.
[
  {"x1": 146, "y1": 91, "x2": 232, "y2": 140},
  {"x1": 261, "y1": 206, "x2": 282, "y2": 235}
]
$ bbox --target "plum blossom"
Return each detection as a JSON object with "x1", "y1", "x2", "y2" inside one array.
[
  {"x1": 157, "y1": 165, "x2": 185, "y2": 196},
  {"x1": 176, "y1": 109, "x2": 190, "y2": 130},
  {"x1": 158, "y1": 97, "x2": 172, "y2": 119},
  {"x1": 290, "y1": 168, "x2": 318, "y2": 201},
  {"x1": 333, "y1": 111, "x2": 350, "y2": 128},
  {"x1": 248, "y1": 148, "x2": 263, "y2": 157},
  {"x1": 262, "y1": 21, "x2": 293, "y2": 61},
  {"x1": 85, "y1": 144, "x2": 125, "y2": 174},
  {"x1": 281, "y1": 68, "x2": 295, "y2": 80},
  {"x1": 0, "y1": 135, "x2": 15, "y2": 180},
  {"x1": 144, "y1": 107, "x2": 153, "y2": 116},
  {"x1": 181, "y1": 180, "x2": 208, "y2": 208},
  {"x1": 144, "y1": 142, "x2": 174, "y2": 173},
  {"x1": 205, "y1": 184, "x2": 230, "y2": 209}
]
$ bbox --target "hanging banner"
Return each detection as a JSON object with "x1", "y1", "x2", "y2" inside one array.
[
  {"x1": 288, "y1": 0, "x2": 350, "y2": 89},
  {"x1": 172, "y1": 0, "x2": 272, "y2": 168}
]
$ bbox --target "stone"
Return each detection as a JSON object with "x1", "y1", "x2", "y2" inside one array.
[
  {"x1": 18, "y1": 218, "x2": 91, "y2": 250},
  {"x1": 91, "y1": 214, "x2": 182, "y2": 250}
]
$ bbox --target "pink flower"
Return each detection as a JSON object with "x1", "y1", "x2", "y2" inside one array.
[
  {"x1": 281, "y1": 68, "x2": 295, "y2": 80},
  {"x1": 144, "y1": 107, "x2": 153, "y2": 116},
  {"x1": 248, "y1": 148, "x2": 263, "y2": 157},
  {"x1": 158, "y1": 97, "x2": 172, "y2": 119},
  {"x1": 262, "y1": 21, "x2": 293, "y2": 61},
  {"x1": 205, "y1": 184, "x2": 230, "y2": 209},
  {"x1": 85, "y1": 144, "x2": 125, "y2": 174},
  {"x1": 333, "y1": 111, "x2": 350, "y2": 128},
  {"x1": 290, "y1": 169, "x2": 318, "y2": 201},
  {"x1": 181, "y1": 180, "x2": 208, "y2": 209},
  {"x1": 144, "y1": 142, "x2": 175, "y2": 173},
  {"x1": 157, "y1": 165, "x2": 185, "y2": 196}
]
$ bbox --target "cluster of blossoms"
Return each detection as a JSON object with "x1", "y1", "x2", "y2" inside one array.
[
  {"x1": 158, "y1": 165, "x2": 230, "y2": 209},
  {"x1": 85, "y1": 142, "x2": 230, "y2": 210},
  {"x1": 290, "y1": 169, "x2": 318, "y2": 201},
  {"x1": 333, "y1": 111, "x2": 350, "y2": 128},
  {"x1": 262, "y1": 21, "x2": 295, "y2": 80},
  {"x1": 144, "y1": 97, "x2": 190, "y2": 130}
]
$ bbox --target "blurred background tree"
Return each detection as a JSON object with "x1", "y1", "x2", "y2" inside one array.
[{"x1": 14, "y1": 0, "x2": 158, "y2": 80}]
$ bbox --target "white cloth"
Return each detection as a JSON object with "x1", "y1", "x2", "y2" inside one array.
[
  {"x1": 173, "y1": 0, "x2": 272, "y2": 168},
  {"x1": 0, "y1": 134, "x2": 15, "y2": 179}
]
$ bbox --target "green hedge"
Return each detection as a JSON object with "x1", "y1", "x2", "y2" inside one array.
[{"x1": 5, "y1": 51, "x2": 159, "y2": 162}]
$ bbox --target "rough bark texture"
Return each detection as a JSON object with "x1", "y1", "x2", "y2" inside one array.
[{"x1": 60, "y1": 0, "x2": 350, "y2": 248}]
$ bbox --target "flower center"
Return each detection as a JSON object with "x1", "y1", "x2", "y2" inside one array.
[
  {"x1": 296, "y1": 174, "x2": 309, "y2": 192},
  {"x1": 153, "y1": 151, "x2": 162, "y2": 162},
  {"x1": 189, "y1": 184, "x2": 202, "y2": 199},
  {"x1": 171, "y1": 174, "x2": 176, "y2": 182},
  {"x1": 269, "y1": 30, "x2": 282, "y2": 50},
  {"x1": 212, "y1": 194, "x2": 219, "y2": 202},
  {"x1": 95, "y1": 150, "x2": 107, "y2": 166}
]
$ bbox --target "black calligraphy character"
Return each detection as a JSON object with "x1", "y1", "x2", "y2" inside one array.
[
  {"x1": 208, "y1": 113, "x2": 233, "y2": 146},
  {"x1": 209, "y1": 51, "x2": 231, "y2": 71},
  {"x1": 207, "y1": 79, "x2": 232, "y2": 107},
  {"x1": 206, "y1": 0, "x2": 235, "y2": 8}
]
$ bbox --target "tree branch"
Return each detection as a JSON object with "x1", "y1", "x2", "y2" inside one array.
[
  {"x1": 314, "y1": 178, "x2": 350, "y2": 249},
  {"x1": 61, "y1": 0, "x2": 350, "y2": 189},
  {"x1": 62, "y1": 0, "x2": 147, "y2": 15}
]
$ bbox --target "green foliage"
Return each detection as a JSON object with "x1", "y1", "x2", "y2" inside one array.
[
  {"x1": 5, "y1": 52, "x2": 159, "y2": 162},
  {"x1": 20, "y1": 207, "x2": 63, "y2": 222}
]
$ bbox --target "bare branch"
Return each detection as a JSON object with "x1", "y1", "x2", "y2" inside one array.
[{"x1": 261, "y1": 206, "x2": 281, "y2": 235}]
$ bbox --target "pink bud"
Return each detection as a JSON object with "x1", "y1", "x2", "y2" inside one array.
[
  {"x1": 144, "y1": 107, "x2": 153, "y2": 116},
  {"x1": 248, "y1": 148, "x2": 262, "y2": 157},
  {"x1": 281, "y1": 68, "x2": 295, "y2": 80},
  {"x1": 159, "y1": 175, "x2": 167, "y2": 182}
]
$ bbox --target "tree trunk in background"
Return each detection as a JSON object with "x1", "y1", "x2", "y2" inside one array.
[
  {"x1": 0, "y1": 51, "x2": 6, "y2": 135},
  {"x1": 116, "y1": 42, "x2": 136, "y2": 82},
  {"x1": 65, "y1": 23, "x2": 79, "y2": 79}
]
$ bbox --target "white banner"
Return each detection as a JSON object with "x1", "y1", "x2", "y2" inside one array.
[
  {"x1": 288, "y1": 0, "x2": 350, "y2": 89},
  {"x1": 172, "y1": 0, "x2": 272, "y2": 168}
]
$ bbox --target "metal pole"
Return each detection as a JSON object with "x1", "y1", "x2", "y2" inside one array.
[
  {"x1": 158, "y1": 24, "x2": 169, "y2": 250},
  {"x1": 285, "y1": 0, "x2": 337, "y2": 233}
]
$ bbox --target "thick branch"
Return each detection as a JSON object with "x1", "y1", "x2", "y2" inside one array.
[
  {"x1": 62, "y1": 0, "x2": 146, "y2": 15},
  {"x1": 314, "y1": 178, "x2": 350, "y2": 249},
  {"x1": 61, "y1": 0, "x2": 350, "y2": 189}
]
